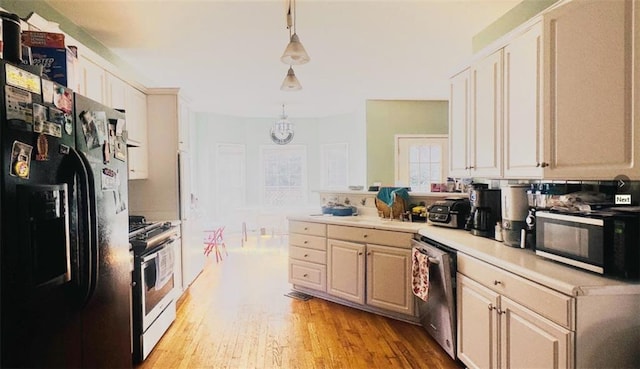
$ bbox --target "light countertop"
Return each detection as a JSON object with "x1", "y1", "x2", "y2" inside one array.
[
  {"x1": 287, "y1": 214, "x2": 640, "y2": 297},
  {"x1": 287, "y1": 214, "x2": 427, "y2": 233}
]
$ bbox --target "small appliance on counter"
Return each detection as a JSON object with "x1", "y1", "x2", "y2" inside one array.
[
  {"x1": 427, "y1": 198, "x2": 471, "y2": 228},
  {"x1": 465, "y1": 184, "x2": 502, "y2": 238},
  {"x1": 501, "y1": 184, "x2": 530, "y2": 247},
  {"x1": 535, "y1": 207, "x2": 640, "y2": 280}
]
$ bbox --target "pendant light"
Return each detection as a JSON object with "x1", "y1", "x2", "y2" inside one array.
[
  {"x1": 281, "y1": 0, "x2": 310, "y2": 65},
  {"x1": 270, "y1": 104, "x2": 295, "y2": 145},
  {"x1": 281, "y1": 66, "x2": 302, "y2": 91}
]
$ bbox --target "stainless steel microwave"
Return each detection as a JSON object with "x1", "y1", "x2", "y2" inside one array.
[{"x1": 535, "y1": 210, "x2": 640, "y2": 279}]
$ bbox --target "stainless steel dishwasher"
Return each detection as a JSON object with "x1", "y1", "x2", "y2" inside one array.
[{"x1": 411, "y1": 235, "x2": 457, "y2": 360}]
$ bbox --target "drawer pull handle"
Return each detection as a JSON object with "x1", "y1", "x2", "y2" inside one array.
[
  {"x1": 363, "y1": 234, "x2": 368, "y2": 238},
  {"x1": 304, "y1": 254, "x2": 308, "y2": 257},
  {"x1": 493, "y1": 280, "x2": 502, "y2": 286},
  {"x1": 496, "y1": 308, "x2": 505, "y2": 315},
  {"x1": 303, "y1": 273, "x2": 308, "y2": 277},
  {"x1": 488, "y1": 303, "x2": 495, "y2": 311},
  {"x1": 359, "y1": 252, "x2": 363, "y2": 255},
  {"x1": 303, "y1": 240, "x2": 308, "y2": 244},
  {"x1": 304, "y1": 227, "x2": 308, "y2": 231}
]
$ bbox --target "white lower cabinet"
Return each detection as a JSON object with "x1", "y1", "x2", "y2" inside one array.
[
  {"x1": 500, "y1": 296, "x2": 571, "y2": 369},
  {"x1": 457, "y1": 253, "x2": 574, "y2": 369},
  {"x1": 288, "y1": 221, "x2": 327, "y2": 292},
  {"x1": 327, "y1": 239, "x2": 365, "y2": 304},
  {"x1": 289, "y1": 221, "x2": 416, "y2": 319},
  {"x1": 327, "y1": 239, "x2": 414, "y2": 316},
  {"x1": 457, "y1": 274, "x2": 572, "y2": 369},
  {"x1": 326, "y1": 224, "x2": 415, "y2": 317},
  {"x1": 365, "y1": 244, "x2": 414, "y2": 316}
]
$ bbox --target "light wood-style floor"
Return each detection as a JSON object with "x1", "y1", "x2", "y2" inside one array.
[{"x1": 137, "y1": 234, "x2": 464, "y2": 369}]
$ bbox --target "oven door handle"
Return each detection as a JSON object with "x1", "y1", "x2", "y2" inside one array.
[{"x1": 142, "y1": 236, "x2": 178, "y2": 263}]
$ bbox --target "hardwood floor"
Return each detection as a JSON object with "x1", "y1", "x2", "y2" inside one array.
[{"x1": 137, "y1": 234, "x2": 464, "y2": 369}]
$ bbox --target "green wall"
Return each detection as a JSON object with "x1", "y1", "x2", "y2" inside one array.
[
  {"x1": 472, "y1": 0, "x2": 559, "y2": 52},
  {"x1": 366, "y1": 100, "x2": 448, "y2": 186}
]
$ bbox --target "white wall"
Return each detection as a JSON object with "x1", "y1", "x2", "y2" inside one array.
[{"x1": 193, "y1": 108, "x2": 366, "y2": 231}]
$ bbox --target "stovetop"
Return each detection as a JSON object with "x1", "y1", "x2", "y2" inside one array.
[{"x1": 129, "y1": 216, "x2": 178, "y2": 253}]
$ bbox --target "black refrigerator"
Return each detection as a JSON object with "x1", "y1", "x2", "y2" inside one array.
[{"x1": 0, "y1": 60, "x2": 132, "y2": 368}]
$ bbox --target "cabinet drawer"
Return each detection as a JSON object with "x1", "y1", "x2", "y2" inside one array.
[
  {"x1": 290, "y1": 246, "x2": 326, "y2": 264},
  {"x1": 289, "y1": 221, "x2": 326, "y2": 237},
  {"x1": 458, "y1": 253, "x2": 575, "y2": 329},
  {"x1": 327, "y1": 225, "x2": 413, "y2": 248},
  {"x1": 289, "y1": 233, "x2": 326, "y2": 251},
  {"x1": 289, "y1": 260, "x2": 326, "y2": 292}
]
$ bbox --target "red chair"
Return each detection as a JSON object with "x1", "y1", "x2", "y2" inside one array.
[{"x1": 203, "y1": 226, "x2": 228, "y2": 262}]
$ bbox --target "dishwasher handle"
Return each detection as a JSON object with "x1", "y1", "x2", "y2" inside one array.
[{"x1": 415, "y1": 247, "x2": 441, "y2": 265}]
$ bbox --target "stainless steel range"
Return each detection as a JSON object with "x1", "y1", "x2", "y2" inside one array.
[{"x1": 129, "y1": 216, "x2": 180, "y2": 362}]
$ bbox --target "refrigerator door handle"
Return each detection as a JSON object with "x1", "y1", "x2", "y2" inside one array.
[{"x1": 70, "y1": 147, "x2": 99, "y2": 307}]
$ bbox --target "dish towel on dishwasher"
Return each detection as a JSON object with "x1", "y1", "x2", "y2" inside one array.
[
  {"x1": 155, "y1": 246, "x2": 174, "y2": 291},
  {"x1": 412, "y1": 247, "x2": 430, "y2": 301}
]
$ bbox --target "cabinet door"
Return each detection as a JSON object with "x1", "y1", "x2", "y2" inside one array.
[
  {"x1": 449, "y1": 68, "x2": 471, "y2": 177},
  {"x1": 80, "y1": 57, "x2": 106, "y2": 104},
  {"x1": 327, "y1": 239, "x2": 365, "y2": 304},
  {"x1": 470, "y1": 50, "x2": 503, "y2": 178},
  {"x1": 178, "y1": 98, "x2": 191, "y2": 151},
  {"x1": 543, "y1": 0, "x2": 637, "y2": 179},
  {"x1": 365, "y1": 244, "x2": 414, "y2": 316},
  {"x1": 125, "y1": 86, "x2": 148, "y2": 144},
  {"x1": 106, "y1": 73, "x2": 126, "y2": 110},
  {"x1": 457, "y1": 274, "x2": 499, "y2": 369},
  {"x1": 126, "y1": 86, "x2": 148, "y2": 179},
  {"x1": 500, "y1": 297, "x2": 573, "y2": 369},
  {"x1": 503, "y1": 22, "x2": 544, "y2": 178}
]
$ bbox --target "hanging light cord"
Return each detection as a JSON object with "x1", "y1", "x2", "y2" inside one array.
[
  {"x1": 286, "y1": 0, "x2": 292, "y2": 66},
  {"x1": 292, "y1": 0, "x2": 297, "y2": 34},
  {"x1": 286, "y1": 0, "x2": 293, "y2": 31}
]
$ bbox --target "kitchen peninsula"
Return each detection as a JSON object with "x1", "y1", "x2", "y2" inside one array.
[{"x1": 286, "y1": 214, "x2": 640, "y2": 369}]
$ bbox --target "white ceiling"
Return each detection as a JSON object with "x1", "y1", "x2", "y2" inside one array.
[{"x1": 42, "y1": 0, "x2": 520, "y2": 118}]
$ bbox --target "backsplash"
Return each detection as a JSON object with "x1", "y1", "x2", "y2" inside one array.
[
  {"x1": 318, "y1": 179, "x2": 640, "y2": 219},
  {"x1": 318, "y1": 191, "x2": 467, "y2": 219}
]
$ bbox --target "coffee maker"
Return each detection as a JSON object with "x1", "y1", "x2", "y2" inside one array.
[
  {"x1": 501, "y1": 184, "x2": 530, "y2": 247},
  {"x1": 466, "y1": 184, "x2": 502, "y2": 238}
]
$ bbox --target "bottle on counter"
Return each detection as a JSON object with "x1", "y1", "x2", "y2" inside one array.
[{"x1": 495, "y1": 222, "x2": 503, "y2": 242}]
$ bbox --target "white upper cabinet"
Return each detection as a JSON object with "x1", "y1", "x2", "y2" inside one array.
[
  {"x1": 470, "y1": 50, "x2": 503, "y2": 178},
  {"x1": 449, "y1": 68, "x2": 471, "y2": 177},
  {"x1": 449, "y1": 50, "x2": 504, "y2": 179},
  {"x1": 106, "y1": 72, "x2": 127, "y2": 110},
  {"x1": 125, "y1": 86, "x2": 149, "y2": 179},
  {"x1": 178, "y1": 98, "x2": 192, "y2": 151},
  {"x1": 451, "y1": 0, "x2": 640, "y2": 180},
  {"x1": 541, "y1": 0, "x2": 638, "y2": 180},
  {"x1": 503, "y1": 22, "x2": 543, "y2": 178},
  {"x1": 78, "y1": 56, "x2": 106, "y2": 104}
]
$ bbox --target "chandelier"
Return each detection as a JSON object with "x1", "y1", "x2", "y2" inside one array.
[{"x1": 270, "y1": 104, "x2": 295, "y2": 145}]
